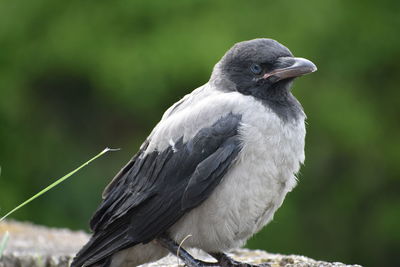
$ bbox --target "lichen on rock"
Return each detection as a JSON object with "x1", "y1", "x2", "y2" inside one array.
[{"x1": 0, "y1": 220, "x2": 362, "y2": 267}]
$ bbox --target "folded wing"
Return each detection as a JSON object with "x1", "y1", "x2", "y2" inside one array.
[{"x1": 71, "y1": 113, "x2": 242, "y2": 267}]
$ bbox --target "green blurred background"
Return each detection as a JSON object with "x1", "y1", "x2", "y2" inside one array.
[{"x1": 1, "y1": 0, "x2": 399, "y2": 266}]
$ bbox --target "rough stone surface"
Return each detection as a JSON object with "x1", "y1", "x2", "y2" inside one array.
[
  {"x1": 0, "y1": 220, "x2": 362, "y2": 267},
  {"x1": 0, "y1": 220, "x2": 87, "y2": 267}
]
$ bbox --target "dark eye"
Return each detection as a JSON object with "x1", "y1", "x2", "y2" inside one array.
[{"x1": 250, "y1": 63, "x2": 262, "y2": 75}]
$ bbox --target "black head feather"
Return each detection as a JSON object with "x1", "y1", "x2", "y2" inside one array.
[{"x1": 210, "y1": 38, "x2": 316, "y2": 121}]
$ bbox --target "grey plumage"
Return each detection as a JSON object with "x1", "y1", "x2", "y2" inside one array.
[{"x1": 72, "y1": 38, "x2": 316, "y2": 267}]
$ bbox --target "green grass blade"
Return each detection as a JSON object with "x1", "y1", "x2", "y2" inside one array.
[
  {"x1": 0, "y1": 148, "x2": 119, "y2": 222},
  {"x1": 0, "y1": 231, "x2": 9, "y2": 257}
]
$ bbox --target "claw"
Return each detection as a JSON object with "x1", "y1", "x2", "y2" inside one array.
[
  {"x1": 157, "y1": 235, "x2": 269, "y2": 267},
  {"x1": 211, "y1": 252, "x2": 270, "y2": 267},
  {"x1": 157, "y1": 235, "x2": 218, "y2": 267}
]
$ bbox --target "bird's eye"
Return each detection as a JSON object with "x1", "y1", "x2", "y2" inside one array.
[{"x1": 250, "y1": 64, "x2": 262, "y2": 75}]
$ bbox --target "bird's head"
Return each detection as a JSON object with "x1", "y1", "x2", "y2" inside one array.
[{"x1": 211, "y1": 38, "x2": 317, "y2": 102}]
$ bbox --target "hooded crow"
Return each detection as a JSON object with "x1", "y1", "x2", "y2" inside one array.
[{"x1": 71, "y1": 38, "x2": 317, "y2": 267}]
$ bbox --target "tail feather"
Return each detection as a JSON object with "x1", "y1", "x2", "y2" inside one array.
[{"x1": 71, "y1": 229, "x2": 133, "y2": 267}]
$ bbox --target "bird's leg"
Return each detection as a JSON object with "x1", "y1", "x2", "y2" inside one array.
[
  {"x1": 210, "y1": 252, "x2": 270, "y2": 267},
  {"x1": 157, "y1": 235, "x2": 219, "y2": 267}
]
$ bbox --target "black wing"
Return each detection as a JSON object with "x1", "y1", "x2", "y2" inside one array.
[{"x1": 71, "y1": 113, "x2": 242, "y2": 267}]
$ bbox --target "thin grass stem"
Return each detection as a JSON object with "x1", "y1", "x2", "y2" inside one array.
[{"x1": 0, "y1": 148, "x2": 119, "y2": 222}]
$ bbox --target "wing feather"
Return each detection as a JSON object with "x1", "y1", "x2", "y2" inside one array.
[{"x1": 72, "y1": 113, "x2": 242, "y2": 267}]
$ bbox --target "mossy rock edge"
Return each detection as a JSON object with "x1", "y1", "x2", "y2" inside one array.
[{"x1": 0, "y1": 220, "x2": 362, "y2": 267}]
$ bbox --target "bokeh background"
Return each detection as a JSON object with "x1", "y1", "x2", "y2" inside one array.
[{"x1": 1, "y1": 0, "x2": 399, "y2": 266}]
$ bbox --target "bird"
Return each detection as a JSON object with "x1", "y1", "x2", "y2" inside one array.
[{"x1": 71, "y1": 38, "x2": 317, "y2": 267}]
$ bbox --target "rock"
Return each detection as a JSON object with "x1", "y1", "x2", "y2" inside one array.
[
  {"x1": 140, "y1": 250, "x2": 363, "y2": 267},
  {"x1": 0, "y1": 220, "x2": 362, "y2": 267},
  {"x1": 0, "y1": 220, "x2": 88, "y2": 267}
]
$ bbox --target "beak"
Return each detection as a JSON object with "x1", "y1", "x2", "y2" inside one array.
[{"x1": 263, "y1": 57, "x2": 317, "y2": 82}]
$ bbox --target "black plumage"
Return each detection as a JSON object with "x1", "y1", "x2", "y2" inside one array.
[{"x1": 71, "y1": 113, "x2": 242, "y2": 267}]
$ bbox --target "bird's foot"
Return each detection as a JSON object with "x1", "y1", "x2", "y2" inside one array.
[
  {"x1": 157, "y1": 235, "x2": 269, "y2": 267},
  {"x1": 211, "y1": 252, "x2": 270, "y2": 267},
  {"x1": 183, "y1": 259, "x2": 220, "y2": 267},
  {"x1": 157, "y1": 235, "x2": 219, "y2": 267}
]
